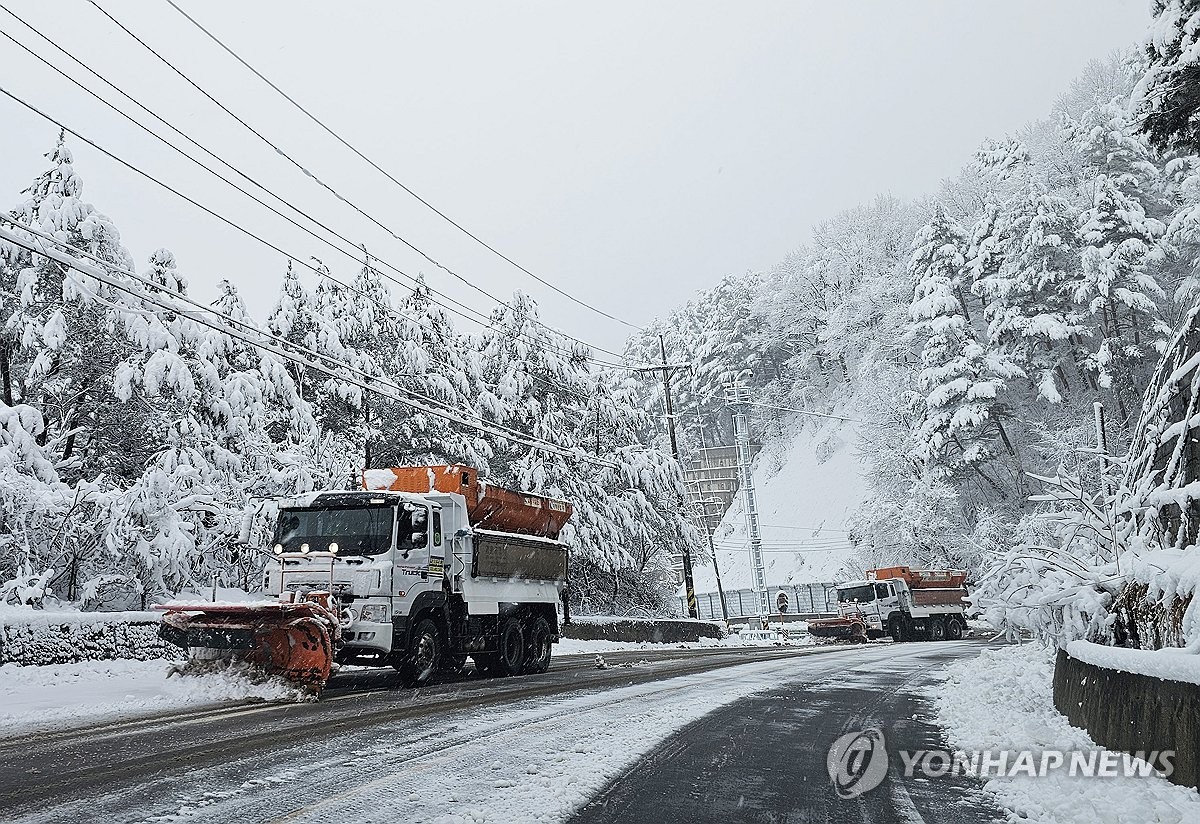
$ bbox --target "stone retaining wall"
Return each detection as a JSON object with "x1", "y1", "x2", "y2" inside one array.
[{"x1": 1053, "y1": 647, "x2": 1200, "y2": 789}]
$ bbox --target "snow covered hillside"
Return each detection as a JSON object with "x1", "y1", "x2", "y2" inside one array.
[{"x1": 691, "y1": 417, "x2": 863, "y2": 596}]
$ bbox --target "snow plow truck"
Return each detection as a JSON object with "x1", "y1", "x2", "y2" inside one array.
[
  {"x1": 807, "y1": 567, "x2": 968, "y2": 643},
  {"x1": 157, "y1": 465, "x2": 571, "y2": 692}
]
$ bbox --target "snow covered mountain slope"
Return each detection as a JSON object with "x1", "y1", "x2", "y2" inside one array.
[{"x1": 690, "y1": 417, "x2": 864, "y2": 596}]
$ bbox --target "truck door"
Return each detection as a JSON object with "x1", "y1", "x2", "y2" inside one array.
[
  {"x1": 875, "y1": 582, "x2": 893, "y2": 622},
  {"x1": 395, "y1": 504, "x2": 431, "y2": 602}
]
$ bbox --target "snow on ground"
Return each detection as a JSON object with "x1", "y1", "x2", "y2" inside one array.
[
  {"x1": 0, "y1": 637, "x2": 805, "y2": 738},
  {"x1": 0, "y1": 658, "x2": 306, "y2": 737},
  {"x1": 151, "y1": 656, "x2": 811, "y2": 824},
  {"x1": 933, "y1": 644, "x2": 1200, "y2": 823},
  {"x1": 691, "y1": 417, "x2": 864, "y2": 596}
]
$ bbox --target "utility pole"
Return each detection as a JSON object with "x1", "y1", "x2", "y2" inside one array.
[
  {"x1": 634, "y1": 334, "x2": 698, "y2": 619},
  {"x1": 726, "y1": 378, "x2": 769, "y2": 622}
]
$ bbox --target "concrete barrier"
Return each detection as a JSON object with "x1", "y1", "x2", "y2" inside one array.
[
  {"x1": 562, "y1": 616, "x2": 725, "y2": 644},
  {"x1": 1053, "y1": 647, "x2": 1200, "y2": 789}
]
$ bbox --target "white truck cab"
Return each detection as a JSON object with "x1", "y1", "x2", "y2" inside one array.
[{"x1": 263, "y1": 480, "x2": 568, "y2": 683}]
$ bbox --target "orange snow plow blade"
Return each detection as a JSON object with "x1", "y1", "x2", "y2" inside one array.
[
  {"x1": 156, "y1": 599, "x2": 341, "y2": 692},
  {"x1": 807, "y1": 616, "x2": 867, "y2": 641}
]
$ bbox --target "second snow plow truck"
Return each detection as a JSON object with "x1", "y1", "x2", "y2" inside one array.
[
  {"x1": 807, "y1": 566, "x2": 968, "y2": 643},
  {"x1": 158, "y1": 465, "x2": 571, "y2": 692}
]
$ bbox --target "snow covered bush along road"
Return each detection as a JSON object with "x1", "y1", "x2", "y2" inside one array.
[
  {"x1": 933, "y1": 644, "x2": 1200, "y2": 823},
  {"x1": 0, "y1": 607, "x2": 172, "y2": 666}
]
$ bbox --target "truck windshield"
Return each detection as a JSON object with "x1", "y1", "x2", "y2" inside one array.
[
  {"x1": 837, "y1": 583, "x2": 876, "y2": 603},
  {"x1": 273, "y1": 506, "x2": 396, "y2": 556}
]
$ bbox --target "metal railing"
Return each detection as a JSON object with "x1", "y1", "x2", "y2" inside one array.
[{"x1": 677, "y1": 582, "x2": 838, "y2": 621}]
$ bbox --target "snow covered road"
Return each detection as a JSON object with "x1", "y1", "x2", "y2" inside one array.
[{"x1": 0, "y1": 642, "x2": 991, "y2": 823}]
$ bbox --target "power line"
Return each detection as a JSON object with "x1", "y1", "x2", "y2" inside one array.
[
  {"x1": 0, "y1": 217, "x2": 618, "y2": 469},
  {"x1": 0, "y1": 13, "x2": 601, "y2": 402},
  {"x1": 743, "y1": 400, "x2": 865, "y2": 424},
  {"x1": 0, "y1": 82, "x2": 609, "y2": 413},
  {"x1": 81, "y1": 0, "x2": 636, "y2": 364},
  {"x1": 759, "y1": 522, "x2": 853, "y2": 533},
  {"x1": 713, "y1": 542, "x2": 853, "y2": 552},
  {"x1": 710, "y1": 535, "x2": 854, "y2": 547},
  {"x1": 712, "y1": 545, "x2": 853, "y2": 555},
  {"x1": 160, "y1": 0, "x2": 641, "y2": 332},
  {"x1": 0, "y1": 10, "x2": 639, "y2": 374},
  {"x1": 710, "y1": 536, "x2": 854, "y2": 548},
  {"x1": 2, "y1": 215, "x2": 461, "y2": 419}
]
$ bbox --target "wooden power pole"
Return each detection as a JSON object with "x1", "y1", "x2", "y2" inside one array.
[{"x1": 635, "y1": 334, "x2": 699, "y2": 619}]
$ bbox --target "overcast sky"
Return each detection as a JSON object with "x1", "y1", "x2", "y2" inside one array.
[{"x1": 1, "y1": 1, "x2": 1149, "y2": 353}]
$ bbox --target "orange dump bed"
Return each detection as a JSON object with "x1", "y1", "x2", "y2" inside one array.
[
  {"x1": 362, "y1": 464, "x2": 573, "y2": 540},
  {"x1": 870, "y1": 566, "x2": 967, "y2": 589}
]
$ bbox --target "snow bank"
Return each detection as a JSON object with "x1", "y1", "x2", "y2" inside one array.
[
  {"x1": 0, "y1": 606, "x2": 173, "y2": 666},
  {"x1": 1066, "y1": 639, "x2": 1200, "y2": 686},
  {"x1": 934, "y1": 644, "x2": 1200, "y2": 822},
  {"x1": 0, "y1": 658, "x2": 306, "y2": 737}
]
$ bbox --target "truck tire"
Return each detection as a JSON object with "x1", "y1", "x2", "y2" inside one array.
[
  {"x1": 495, "y1": 616, "x2": 526, "y2": 676},
  {"x1": 929, "y1": 617, "x2": 947, "y2": 642},
  {"x1": 395, "y1": 618, "x2": 442, "y2": 685},
  {"x1": 888, "y1": 616, "x2": 905, "y2": 643},
  {"x1": 522, "y1": 617, "x2": 552, "y2": 674},
  {"x1": 946, "y1": 616, "x2": 965, "y2": 641}
]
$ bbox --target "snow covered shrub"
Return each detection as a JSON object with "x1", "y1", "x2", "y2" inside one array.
[
  {"x1": 972, "y1": 470, "x2": 1129, "y2": 646},
  {"x1": 0, "y1": 609, "x2": 174, "y2": 666}
]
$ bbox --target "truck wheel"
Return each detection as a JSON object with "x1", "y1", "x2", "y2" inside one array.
[
  {"x1": 522, "y1": 618, "x2": 552, "y2": 674},
  {"x1": 945, "y1": 616, "x2": 965, "y2": 641},
  {"x1": 888, "y1": 616, "x2": 905, "y2": 643},
  {"x1": 495, "y1": 616, "x2": 526, "y2": 676},
  {"x1": 929, "y1": 617, "x2": 947, "y2": 642},
  {"x1": 396, "y1": 618, "x2": 441, "y2": 685}
]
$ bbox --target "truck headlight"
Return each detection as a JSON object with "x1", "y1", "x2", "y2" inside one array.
[{"x1": 359, "y1": 604, "x2": 390, "y2": 624}]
